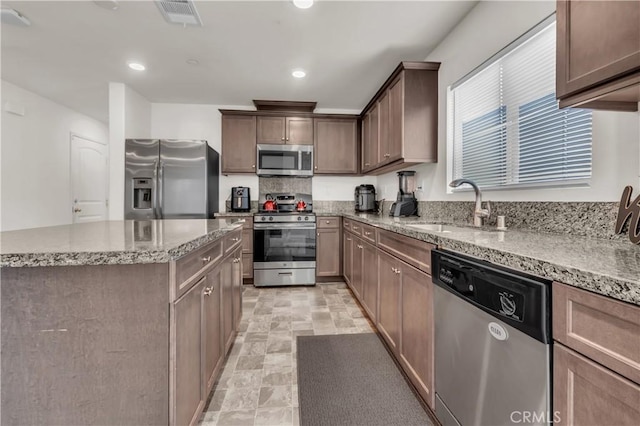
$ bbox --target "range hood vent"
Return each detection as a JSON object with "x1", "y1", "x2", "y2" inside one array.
[{"x1": 155, "y1": 0, "x2": 202, "y2": 26}]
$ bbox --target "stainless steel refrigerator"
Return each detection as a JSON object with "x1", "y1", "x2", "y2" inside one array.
[{"x1": 124, "y1": 139, "x2": 219, "y2": 220}]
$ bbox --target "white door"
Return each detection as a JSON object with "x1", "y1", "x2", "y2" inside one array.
[{"x1": 71, "y1": 134, "x2": 108, "y2": 223}]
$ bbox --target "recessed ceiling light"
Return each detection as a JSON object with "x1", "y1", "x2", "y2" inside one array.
[
  {"x1": 293, "y1": 0, "x2": 314, "y2": 10},
  {"x1": 292, "y1": 69, "x2": 306, "y2": 78},
  {"x1": 127, "y1": 62, "x2": 146, "y2": 71},
  {"x1": 186, "y1": 59, "x2": 199, "y2": 66}
]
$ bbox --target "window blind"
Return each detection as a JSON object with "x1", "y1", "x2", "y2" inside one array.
[{"x1": 449, "y1": 18, "x2": 592, "y2": 190}]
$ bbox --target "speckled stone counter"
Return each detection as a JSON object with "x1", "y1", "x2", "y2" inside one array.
[
  {"x1": 214, "y1": 211, "x2": 256, "y2": 218},
  {"x1": 0, "y1": 219, "x2": 245, "y2": 268},
  {"x1": 317, "y1": 211, "x2": 640, "y2": 306}
]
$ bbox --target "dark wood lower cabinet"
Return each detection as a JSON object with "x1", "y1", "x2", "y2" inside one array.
[
  {"x1": 343, "y1": 230, "x2": 353, "y2": 285},
  {"x1": 221, "y1": 256, "x2": 235, "y2": 354},
  {"x1": 360, "y1": 241, "x2": 378, "y2": 322},
  {"x1": 377, "y1": 250, "x2": 401, "y2": 353},
  {"x1": 317, "y1": 227, "x2": 341, "y2": 277},
  {"x1": 203, "y1": 266, "x2": 223, "y2": 395},
  {"x1": 351, "y1": 238, "x2": 364, "y2": 300},
  {"x1": 554, "y1": 344, "x2": 640, "y2": 426},
  {"x1": 399, "y1": 263, "x2": 434, "y2": 408},
  {"x1": 174, "y1": 277, "x2": 206, "y2": 426}
]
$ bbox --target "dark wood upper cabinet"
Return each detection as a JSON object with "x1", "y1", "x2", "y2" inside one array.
[
  {"x1": 221, "y1": 114, "x2": 257, "y2": 174},
  {"x1": 313, "y1": 118, "x2": 359, "y2": 174},
  {"x1": 361, "y1": 104, "x2": 379, "y2": 173},
  {"x1": 556, "y1": 0, "x2": 640, "y2": 111},
  {"x1": 360, "y1": 62, "x2": 440, "y2": 175},
  {"x1": 256, "y1": 116, "x2": 313, "y2": 145},
  {"x1": 256, "y1": 116, "x2": 286, "y2": 144}
]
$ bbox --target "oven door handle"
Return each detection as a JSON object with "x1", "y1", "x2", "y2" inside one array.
[{"x1": 254, "y1": 223, "x2": 316, "y2": 230}]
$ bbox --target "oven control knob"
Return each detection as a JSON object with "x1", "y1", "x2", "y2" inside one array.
[
  {"x1": 261, "y1": 217, "x2": 266, "y2": 221},
  {"x1": 269, "y1": 217, "x2": 273, "y2": 221},
  {"x1": 304, "y1": 216, "x2": 309, "y2": 221},
  {"x1": 298, "y1": 216, "x2": 302, "y2": 221}
]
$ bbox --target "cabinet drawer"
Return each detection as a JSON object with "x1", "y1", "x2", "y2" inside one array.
[
  {"x1": 348, "y1": 221, "x2": 363, "y2": 237},
  {"x1": 553, "y1": 282, "x2": 640, "y2": 384},
  {"x1": 360, "y1": 223, "x2": 376, "y2": 244},
  {"x1": 223, "y1": 229, "x2": 243, "y2": 255},
  {"x1": 377, "y1": 229, "x2": 434, "y2": 275},
  {"x1": 317, "y1": 217, "x2": 340, "y2": 229},
  {"x1": 175, "y1": 240, "x2": 222, "y2": 297}
]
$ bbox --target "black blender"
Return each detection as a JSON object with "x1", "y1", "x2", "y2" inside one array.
[{"x1": 389, "y1": 171, "x2": 418, "y2": 217}]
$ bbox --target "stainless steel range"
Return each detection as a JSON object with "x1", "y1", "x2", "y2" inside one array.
[{"x1": 253, "y1": 193, "x2": 316, "y2": 287}]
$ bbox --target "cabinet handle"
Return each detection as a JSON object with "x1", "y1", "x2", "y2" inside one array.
[
  {"x1": 233, "y1": 258, "x2": 240, "y2": 263},
  {"x1": 204, "y1": 287, "x2": 213, "y2": 296},
  {"x1": 325, "y1": 220, "x2": 331, "y2": 224},
  {"x1": 202, "y1": 256, "x2": 212, "y2": 263},
  {"x1": 364, "y1": 163, "x2": 370, "y2": 166},
  {"x1": 286, "y1": 138, "x2": 290, "y2": 141},
  {"x1": 365, "y1": 231, "x2": 372, "y2": 236},
  {"x1": 353, "y1": 226, "x2": 359, "y2": 231},
  {"x1": 345, "y1": 223, "x2": 350, "y2": 227},
  {"x1": 317, "y1": 233, "x2": 320, "y2": 236},
  {"x1": 281, "y1": 137, "x2": 285, "y2": 141},
  {"x1": 315, "y1": 166, "x2": 318, "y2": 170},
  {"x1": 232, "y1": 237, "x2": 240, "y2": 242},
  {"x1": 346, "y1": 237, "x2": 352, "y2": 241},
  {"x1": 357, "y1": 244, "x2": 363, "y2": 249},
  {"x1": 252, "y1": 164, "x2": 255, "y2": 168}
]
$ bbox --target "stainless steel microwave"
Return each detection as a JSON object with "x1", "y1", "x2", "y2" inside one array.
[{"x1": 256, "y1": 144, "x2": 313, "y2": 177}]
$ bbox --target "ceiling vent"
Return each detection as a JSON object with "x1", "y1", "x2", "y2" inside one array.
[{"x1": 155, "y1": 0, "x2": 202, "y2": 26}]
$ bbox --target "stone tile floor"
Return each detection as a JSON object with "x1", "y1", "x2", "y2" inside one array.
[{"x1": 198, "y1": 282, "x2": 376, "y2": 426}]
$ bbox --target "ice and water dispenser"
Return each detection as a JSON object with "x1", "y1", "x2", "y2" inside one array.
[{"x1": 133, "y1": 178, "x2": 153, "y2": 210}]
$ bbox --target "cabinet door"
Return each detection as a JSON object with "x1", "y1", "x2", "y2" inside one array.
[
  {"x1": 174, "y1": 277, "x2": 206, "y2": 426},
  {"x1": 242, "y1": 253, "x2": 253, "y2": 279},
  {"x1": 232, "y1": 248, "x2": 243, "y2": 330},
  {"x1": 554, "y1": 344, "x2": 640, "y2": 426},
  {"x1": 360, "y1": 241, "x2": 378, "y2": 323},
  {"x1": 556, "y1": 0, "x2": 640, "y2": 99},
  {"x1": 317, "y1": 228, "x2": 341, "y2": 276},
  {"x1": 343, "y1": 230, "x2": 353, "y2": 285},
  {"x1": 399, "y1": 263, "x2": 434, "y2": 408},
  {"x1": 313, "y1": 118, "x2": 358, "y2": 174},
  {"x1": 221, "y1": 257, "x2": 235, "y2": 354},
  {"x1": 351, "y1": 238, "x2": 364, "y2": 301},
  {"x1": 203, "y1": 267, "x2": 222, "y2": 395},
  {"x1": 286, "y1": 117, "x2": 313, "y2": 145},
  {"x1": 378, "y1": 94, "x2": 390, "y2": 165},
  {"x1": 362, "y1": 104, "x2": 379, "y2": 172},
  {"x1": 388, "y1": 76, "x2": 404, "y2": 162},
  {"x1": 377, "y1": 250, "x2": 400, "y2": 352},
  {"x1": 257, "y1": 116, "x2": 286, "y2": 144},
  {"x1": 221, "y1": 115, "x2": 257, "y2": 173}
]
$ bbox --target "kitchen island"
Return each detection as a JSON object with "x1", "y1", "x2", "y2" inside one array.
[{"x1": 0, "y1": 219, "x2": 245, "y2": 426}]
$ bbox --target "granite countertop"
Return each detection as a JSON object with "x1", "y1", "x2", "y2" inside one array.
[
  {"x1": 214, "y1": 211, "x2": 256, "y2": 218},
  {"x1": 0, "y1": 219, "x2": 245, "y2": 268},
  {"x1": 318, "y1": 211, "x2": 640, "y2": 306}
]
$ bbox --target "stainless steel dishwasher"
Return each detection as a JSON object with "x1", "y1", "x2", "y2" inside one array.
[{"x1": 431, "y1": 249, "x2": 552, "y2": 426}]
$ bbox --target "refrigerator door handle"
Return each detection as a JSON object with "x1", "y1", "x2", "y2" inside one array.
[
  {"x1": 158, "y1": 160, "x2": 164, "y2": 218},
  {"x1": 152, "y1": 160, "x2": 159, "y2": 219}
]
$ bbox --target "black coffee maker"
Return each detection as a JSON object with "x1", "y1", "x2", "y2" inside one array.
[
  {"x1": 355, "y1": 185, "x2": 377, "y2": 212},
  {"x1": 231, "y1": 187, "x2": 250, "y2": 212}
]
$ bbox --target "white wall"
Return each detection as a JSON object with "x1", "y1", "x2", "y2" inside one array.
[
  {"x1": 1, "y1": 80, "x2": 108, "y2": 231},
  {"x1": 108, "y1": 83, "x2": 152, "y2": 220},
  {"x1": 150, "y1": 103, "x2": 258, "y2": 210},
  {"x1": 377, "y1": 0, "x2": 640, "y2": 202}
]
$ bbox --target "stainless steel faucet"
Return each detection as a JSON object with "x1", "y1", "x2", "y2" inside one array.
[{"x1": 449, "y1": 179, "x2": 491, "y2": 227}]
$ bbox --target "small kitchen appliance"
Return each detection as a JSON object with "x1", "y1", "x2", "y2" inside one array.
[
  {"x1": 355, "y1": 184, "x2": 378, "y2": 212},
  {"x1": 254, "y1": 193, "x2": 315, "y2": 287},
  {"x1": 231, "y1": 187, "x2": 250, "y2": 212},
  {"x1": 256, "y1": 144, "x2": 313, "y2": 177},
  {"x1": 389, "y1": 171, "x2": 418, "y2": 217}
]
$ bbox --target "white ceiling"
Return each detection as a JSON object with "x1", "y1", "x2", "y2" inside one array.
[{"x1": 1, "y1": 0, "x2": 477, "y2": 122}]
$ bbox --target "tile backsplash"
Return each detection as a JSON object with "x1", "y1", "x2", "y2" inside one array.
[{"x1": 258, "y1": 177, "x2": 312, "y2": 199}]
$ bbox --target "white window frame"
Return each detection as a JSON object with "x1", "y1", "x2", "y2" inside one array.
[{"x1": 446, "y1": 14, "x2": 593, "y2": 193}]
